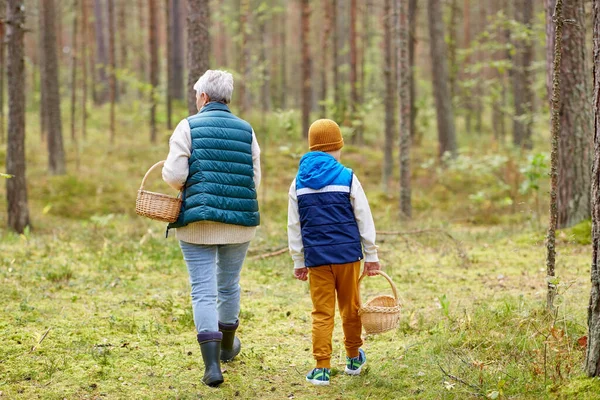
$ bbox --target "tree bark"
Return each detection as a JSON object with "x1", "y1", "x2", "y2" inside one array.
[
  {"x1": 117, "y1": 0, "x2": 127, "y2": 97},
  {"x1": 149, "y1": 0, "x2": 158, "y2": 142},
  {"x1": 349, "y1": 0, "x2": 358, "y2": 140},
  {"x1": 398, "y1": 0, "x2": 411, "y2": 217},
  {"x1": 280, "y1": 1, "x2": 287, "y2": 109},
  {"x1": 186, "y1": 0, "x2": 210, "y2": 115},
  {"x1": 462, "y1": 0, "x2": 472, "y2": 135},
  {"x1": 93, "y1": 0, "x2": 108, "y2": 104},
  {"x1": 511, "y1": 0, "x2": 533, "y2": 149},
  {"x1": 448, "y1": 0, "x2": 458, "y2": 101},
  {"x1": 108, "y1": 0, "x2": 116, "y2": 143},
  {"x1": 546, "y1": 0, "x2": 592, "y2": 229},
  {"x1": 382, "y1": 0, "x2": 395, "y2": 193},
  {"x1": 258, "y1": 11, "x2": 271, "y2": 113},
  {"x1": 6, "y1": 0, "x2": 30, "y2": 233},
  {"x1": 320, "y1": 0, "x2": 332, "y2": 116},
  {"x1": 171, "y1": 0, "x2": 184, "y2": 100},
  {"x1": 81, "y1": 0, "x2": 90, "y2": 139},
  {"x1": 41, "y1": 0, "x2": 66, "y2": 174},
  {"x1": 70, "y1": 0, "x2": 78, "y2": 143},
  {"x1": 300, "y1": 0, "x2": 311, "y2": 138},
  {"x1": 0, "y1": 0, "x2": 5, "y2": 144},
  {"x1": 408, "y1": 0, "x2": 417, "y2": 142},
  {"x1": 427, "y1": 0, "x2": 457, "y2": 158},
  {"x1": 545, "y1": 0, "x2": 564, "y2": 312},
  {"x1": 238, "y1": 0, "x2": 250, "y2": 114},
  {"x1": 166, "y1": 0, "x2": 173, "y2": 129},
  {"x1": 586, "y1": 0, "x2": 600, "y2": 378}
]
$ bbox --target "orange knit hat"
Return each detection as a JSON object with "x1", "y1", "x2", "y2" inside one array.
[{"x1": 308, "y1": 119, "x2": 344, "y2": 152}]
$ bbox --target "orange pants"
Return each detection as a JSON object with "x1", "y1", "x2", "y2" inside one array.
[{"x1": 308, "y1": 261, "x2": 363, "y2": 369}]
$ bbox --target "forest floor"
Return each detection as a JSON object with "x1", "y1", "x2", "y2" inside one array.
[{"x1": 1, "y1": 108, "x2": 600, "y2": 399}]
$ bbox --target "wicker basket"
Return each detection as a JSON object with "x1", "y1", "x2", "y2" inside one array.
[
  {"x1": 135, "y1": 161, "x2": 182, "y2": 223},
  {"x1": 358, "y1": 270, "x2": 401, "y2": 335}
]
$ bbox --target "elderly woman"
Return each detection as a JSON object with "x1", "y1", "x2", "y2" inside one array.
[{"x1": 162, "y1": 70, "x2": 260, "y2": 387}]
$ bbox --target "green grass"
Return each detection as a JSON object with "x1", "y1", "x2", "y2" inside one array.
[{"x1": 0, "y1": 105, "x2": 598, "y2": 399}]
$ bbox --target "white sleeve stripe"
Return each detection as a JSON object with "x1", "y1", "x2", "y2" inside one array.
[{"x1": 296, "y1": 185, "x2": 350, "y2": 196}]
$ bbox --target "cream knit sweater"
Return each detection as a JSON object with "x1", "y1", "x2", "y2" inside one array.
[{"x1": 162, "y1": 118, "x2": 261, "y2": 245}]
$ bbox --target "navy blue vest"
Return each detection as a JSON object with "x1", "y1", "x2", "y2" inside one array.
[
  {"x1": 169, "y1": 102, "x2": 259, "y2": 230},
  {"x1": 296, "y1": 153, "x2": 363, "y2": 267}
]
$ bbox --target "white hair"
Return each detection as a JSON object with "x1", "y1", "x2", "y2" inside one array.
[{"x1": 193, "y1": 70, "x2": 234, "y2": 104}]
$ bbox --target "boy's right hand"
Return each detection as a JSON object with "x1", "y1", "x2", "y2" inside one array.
[
  {"x1": 364, "y1": 261, "x2": 381, "y2": 276},
  {"x1": 294, "y1": 267, "x2": 308, "y2": 281}
]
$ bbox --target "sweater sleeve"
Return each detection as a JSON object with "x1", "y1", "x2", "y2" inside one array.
[
  {"x1": 162, "y1": 119, "x2": 192, "y2": 191},
  {"x1": 350, "y1": 174, "x2": 379, "y2": 262},
  {"x1": 287, "y1": 179, "x2": 305, "y2": 269},
  {"x1": 251, "y1": 130, "x2": 261, "y2": 190}
]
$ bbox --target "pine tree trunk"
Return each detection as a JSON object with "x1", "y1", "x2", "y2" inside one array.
[
  {"x1": 408, "y1": 0, "x2": 417, "y2": 142},
  {"x1": 349, "y1": 0, "x2": 358, "y2": 140},
  {"x1": 6, "y1": 0, "x2": 30, "y2": 233},
  {"x1": 320, "y1": 0, "x2": 332, "y2": 116},
  {"x1": 166, "y1": 0, "x2": 173, "y2": 129},
  {"x1": 448, "y1": 0, "x2": 458, "y2": 101},
  {"x1": 171, "y1": 0, "x2": 184, "y2": 100},
  {"x1": 81, "y1": 0, "x2": 89, "y2": 139},
  {"x1": 546, "y1": 0, "x2": 592, "y2": 229},
  {"x1": 238, "y1": 0, "x2": 250, "y2": 114},
  {"x1": 93, "y1": 0, "x2": 108, "y2": 104},
  {"x1": 332, "y1": 0, "x2": 339, "y2": 117},
  {"x1": 38, "y1": 2, "x2": 48, "y2": 140},
  {"x1": 280, "y1": 1, "x2": 287, "y2": 109},
  {"x1": 149, "y1": 0, "x2": 158, "y2": 142},
  {"x1": 511, "y1": 0, "x2": 533, "y2": 149},
  {"x1": 586, "y1": 0, "x2": 600, "y2": 378},
  {"x1": 186, "y1": 0, "x2": 210, "y2": 115},
  {"x1": 428, "y1": 0, "x2": 457, "y2": 158},
  {"x1": 300, "y1": 0, "x2": 311, "y2": 138},
  {"x1": 137, "y1": 0, "x2": 147, "y2": 88},
  {"x1": 258, "y1": 13, "x2": 271, "y2": 113},
  {"x1": 382, "y1": 0, "x2": 395, "y2": 193},
  {"x1": 545, "y1": 0, "x2": 564, "y2": 312},
  {"x1": 0, "y1": 0, "x2": 6, "y2": 145},
  {"x1": 84, "y1": 0, "x2": 96, "y2": 109},
  {"x1": 108, "y1": 0, "x2": 116, "y2": 143},
  {"x1": 41, "y1": 0, "x2": 66, "y2": 174},
  {"x1": 398, "y1": 0, "x2": 411, "y2": 216},
  {"x1": 462, "y1": 0, "x2": 472, "y2": 135},
  {"x1": 70, "y1": 0, "x2": 78, "y2": 143},
  {"x1": 117, "y1": 0, "x2": 127, "y2": 97}
]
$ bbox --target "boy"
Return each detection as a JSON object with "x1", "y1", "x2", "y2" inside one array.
[{"x1": 287, "y1": 119, "x2": 381, "y2": 386}]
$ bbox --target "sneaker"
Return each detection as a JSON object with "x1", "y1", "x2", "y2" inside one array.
[
  {"x1": 306, "y1": 368, "x2": 330, "y2": 386},
  {"x1": 345, "y1": 348, "x2": 367, "y2": 375}
]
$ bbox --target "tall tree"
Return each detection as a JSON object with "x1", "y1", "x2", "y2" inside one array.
[
  {"x1": 258, "y1": 9, "x2": 271, "y2": 113},
  {"x1": 332, "y1": 0, "x2": 340, "y2": 118},
  {"x1": 117, "y1": 0, "x2": 127, "y2": 96},
  {"x1": 586, "y1": 0, "x2": 600, "y2": 377},
  {"x1": 81, "y1": 0, "x2": 90, "y2": 139},
  {"x1": 171, "y1": 0, "x2": 184, "y2": 100},
  {"x1": 408, "y1": 0, "x2": 417, "y2": 141},
  {"x1": 41, "y1": 0, "x2": 66, "y2": 174},
  {"x1": 320, "y1": 0, "x2": 332, "y2": 116},
  {"x1": 427, "y1": 0, "x2": 457, "y2": 158},
  {"x1": 149, "y1": 0, "x2": 158, "y2": 142},
  {"x1": 280, "y1": 1, "x2": 288, "y2": 109},
  {"x1": 511, "y1": 0, "x2": 534, "y2": 149},
  {"x1": 238, "y1": 0, "x2": 250, "y2": 114},
  {"x1": 93, "y1": 0, "x2": 108, "y2": 104},
  {"x1": 300, "y1": 0, "x2": 311, "y2": 138},
  {"x1": 382, "y1": 0, "x2": 395, "y2": 192},
  {"x1": 545, "y1": 0, "x2": 564, "y2": 311},
  {"x1": 186, "y1": 0, "x2": 210, "y2": 115},
  {"x1": 398, "y1": 0, "x2": 411, "y2": 216},
  {"x1": 349, "y1": 0, "x2": 358, "y2": 141},
  {"x1": 6, "y1": 0, "x2": 30, "y2": 233},
  {"x1": 462, "y1": 0, "x2": 472, "y2": 135},
  {"x1": 546, "y1": 0, "x2": 592, "y2": 229},
  {"x1": 0, "y1": 0, "x2": 5, "y2": 144},
  {"x1": 108, "y1": 0, "x2": 116, "y2": 143},
  {"x1": 166, "y1": 0, "x2": 173, "y2": 129},
  {"x1": 70, "y1": 0, "x2": 78, "y2": 142}
]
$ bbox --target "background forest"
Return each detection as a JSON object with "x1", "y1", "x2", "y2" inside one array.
[{"x1": 2, "y1": 0, "x2": 600, "y2": 399}]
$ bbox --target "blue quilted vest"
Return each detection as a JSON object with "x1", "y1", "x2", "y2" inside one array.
[
  {"x1": 168, "y1": 102, "x2": 259, "y2": 230},
  {"x1": 295, "y1": 152, "x2": 363, "y2": 267}
]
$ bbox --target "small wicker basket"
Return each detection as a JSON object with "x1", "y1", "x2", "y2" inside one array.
[
  {"x1": 358, "y1": 270, "x2": 401, "y2": 335},
  {"x1": 135, "y1": 160, "x2": 182, "y2": 223}
]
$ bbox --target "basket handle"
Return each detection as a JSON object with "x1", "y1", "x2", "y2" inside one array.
[
  {"x1": 357, "y1": 270, "x2": 399, "y2": 307},
  {"x1": 139, "y1": 160, "x2": 166, "y2": 191}
]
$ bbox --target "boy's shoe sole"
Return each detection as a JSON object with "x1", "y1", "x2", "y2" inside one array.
[
  {"x1": 344, "y1": 359, "x2": 366, "y2": 376},
  {"x1": 306, "y1": 377, "x2": 330, "y2": 386}
]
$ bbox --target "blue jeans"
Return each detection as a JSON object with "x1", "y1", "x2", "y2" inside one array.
[{"x1": 179, "y1": 241, "x2": 250, "y2": 333}]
